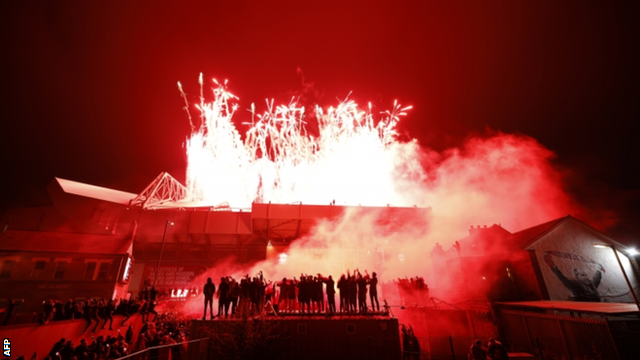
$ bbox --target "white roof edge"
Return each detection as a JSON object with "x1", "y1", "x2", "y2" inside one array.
[{"x1": 55, "y1": 177, "x2": 138, "y2": 206}]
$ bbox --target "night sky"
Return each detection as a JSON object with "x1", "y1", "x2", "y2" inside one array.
[{"x1": 1, "y1": 1, "x2": 638, "y2": 244}]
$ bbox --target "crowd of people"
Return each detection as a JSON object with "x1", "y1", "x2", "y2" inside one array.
[
  {"x1": 201, "y1": 269, "x2": 383, "y2": 319},
  {"x1": 12, "y1": 269, "x2": 516, "y2": 360},
  {"x1": 202, "y1": 271, "x2": 270, "y2": 319},
  {"x1": 37, "y1": 299, "x2": 117, "y2": 330},
  {"x1": 381, "y1": 276, "x2": 429, "y2": 306},
  {"x1": 400, "y1": 325, "x2": 421, "y2": 360},
  {"x1": 469, "y1": 338, "x2": 509, "y2": 360},
  {"x1": 35, "y1": 297, "x2": 157, "y2": 333},
  {"x1": 129, "y1": 312, "x2": 191, "y2": 359},
  {"x1": 18, "y1": 270, "x2": 426, "y2": 327},
  {"x1": 44, "y1": 334, "x2": 130, "y2": 360},
  {"x1": 39, "y1": 311, "x2": 192, "y2": 360}
]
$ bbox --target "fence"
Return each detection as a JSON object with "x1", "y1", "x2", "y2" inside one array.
[
  {"x1": 499, "y1": 309, "x2": 640, "y2": 360},
  {"x1": 116, "y1": 338, "x2": 210, "y2": 360},
  {"x1": 398, "y1": 306, "x2": 499, "y2": 360}
]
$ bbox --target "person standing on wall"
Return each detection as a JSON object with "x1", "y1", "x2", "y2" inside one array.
[
  {"x1": 203, "y1": 277, "x2": 216, "y2": 320},
  {"x1": 369, "y1": 272, "x2": 380, "y2": 312}
]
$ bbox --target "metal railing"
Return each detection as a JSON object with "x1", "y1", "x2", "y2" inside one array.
[{"x1": 116, "y1": 338, "x2": 210, "y2": 360}]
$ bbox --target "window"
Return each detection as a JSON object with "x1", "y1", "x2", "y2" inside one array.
[
  {"x1": 53, "y1": 261, "x2": 68, "y2": 280},
  {"x1": 31, "y1": 261, "x2": 47, "y2": 279},
  {"x1": 84, "y1": 262, "x2": 97, "y2": 280},
  {"x1": 1, "y1": 260, "x2": 16, "y2": 279},
  {"x1": 346, "y1": 323, "x2": 356, "y2": 334},
  {"x1": 97, "y1": 263, "x2": 110, "y2": 280}
]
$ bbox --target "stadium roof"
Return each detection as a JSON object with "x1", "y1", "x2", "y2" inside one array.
[{"x1": 55, "y1": 177, "x2": 138, "y2": 205}]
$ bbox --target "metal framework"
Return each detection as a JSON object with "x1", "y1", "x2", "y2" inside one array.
[{"x1": 129, "y1": 172, "x2": 190, "y2": 210}]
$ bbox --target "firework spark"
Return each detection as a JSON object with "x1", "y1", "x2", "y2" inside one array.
[
  {"x1": 183, "y1": 76, "x2": 423, "y2": 208},
  {"x1": 178, "y1": 75, "x2": 578, "y2": 316}
]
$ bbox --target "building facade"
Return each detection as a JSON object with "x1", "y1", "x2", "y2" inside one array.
[
  {"x1": 0, "y1": 229, "x2": 133, "y2": 312},
  {"x1": 431, "y1": 215, "x2": 640, "y2": 305}
]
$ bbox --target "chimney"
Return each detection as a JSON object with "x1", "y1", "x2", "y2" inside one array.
[
  {"x1": 469, "y1": 224, "x2": 489, "y2": 236},
  {"x1": 431, "y1": 242, "x2": 444, "y2": 257}
]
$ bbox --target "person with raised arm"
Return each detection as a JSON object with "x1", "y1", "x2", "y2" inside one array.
[
  {"x1": 355, "y1": 270, "x2": 368, "y2": 313},
  {"x1": 319, "y1": 273, "x2": 336, "y2": 313}
]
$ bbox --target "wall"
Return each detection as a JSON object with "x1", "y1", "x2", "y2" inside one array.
[
  {"x1": 190, "y1": 317, "x2": 401, "y2": 360},
  {"x1": 530, "y1": 219, "x2": 640, "y2": 303},
  {"x1": 0, "y1": 253, "x2": 127, "y2": 311},
  {"x1": 507, "y1": 250, "x2": 546, "y2": 301},
  {"x1": 396, "y1": 307, "x2": 498, "y2": 360}
]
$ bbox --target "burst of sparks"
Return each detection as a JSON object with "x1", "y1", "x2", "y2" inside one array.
[{"x1": 183, "y1": 75, "x2": 420, "y2": 208}]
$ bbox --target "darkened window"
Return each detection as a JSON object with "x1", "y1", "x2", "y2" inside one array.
[
  {"x1": 84, "y1": 262, "x2": 97, "y2": 280},
  {"x1": 346, "y1": 323, "x2": 356, "y2": 334},
  {"x1": 1, "y1": 260, "x2": 16, "y2": 279},
  {"x1": 97, "y1": 263, "x2": 110, "y2": 280},
  {"x1": 31, "y1": 261, "x2": 47, "y2": 279},
  {"x1": 53, "y1": 262, "x2": 68, "y2": 280}
]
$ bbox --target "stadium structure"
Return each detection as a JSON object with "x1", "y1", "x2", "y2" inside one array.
[{"x1": 0, "y1": 172, "x2": 431, "y2": 307}]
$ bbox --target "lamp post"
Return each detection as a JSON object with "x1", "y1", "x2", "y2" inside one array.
[
  {"x1": 153, "y1": 220, "x2": 174, "y2": 287},
  {"x1": 593, "y1": 243, "x2": 640, "y2": 315}
]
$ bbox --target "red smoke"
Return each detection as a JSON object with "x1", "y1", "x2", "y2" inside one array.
[{"x1": 179, "y1": 130, "x2": 587, "y2": 315}]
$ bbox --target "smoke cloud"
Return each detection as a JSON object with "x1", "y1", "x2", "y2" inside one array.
[
  {"x1": 174, "y1": 78, "x2": 593, "y2": 315},
  {"x1": 180, "y1": 129, "x2": 580, "y2": 314},
  {"x1": 247, "y1": 132, "x2": 574, "y2": 277}
]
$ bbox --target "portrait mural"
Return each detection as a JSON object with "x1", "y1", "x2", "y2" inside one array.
[
  {"x1": 543, "y1": 250, "x2": 605, "y2": 302},
  {"x1": 532, "y1": 219, "x2": 639, "y2": 303}
]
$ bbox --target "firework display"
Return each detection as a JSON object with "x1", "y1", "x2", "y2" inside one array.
[{"x1": 182, "y1": 76, "x2": 420, "y2": 209}]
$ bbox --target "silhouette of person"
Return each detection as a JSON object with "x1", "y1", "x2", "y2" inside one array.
[
  {"x1": 487, "y1": 338, "x2": 509, "y2": 359},
  {"x1": 469, "y1": 339, "x2": 487, "y2": 360},
  {"x1": 217, "y1": 277, "x2": 230, "y2": 316},
  {"x1": 356, "y1": 272, "x2": 368, "y2": 313},
  {"x1": 369, "y1": 272, "x2": 380, "y2": 311},
  {"x1": 322, "y1": 275, "x2": 336, "y2": 313},
  {"x1": 203, "y1": 277, "x2": 216, "y2": 320},
  {"x1": 3, "y1": 298, "x2": 24, "y2": 326}
]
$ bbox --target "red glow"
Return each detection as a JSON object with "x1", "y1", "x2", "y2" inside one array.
[{"x1": 178, "y1": 78, "x2": 583, "y2": 317}]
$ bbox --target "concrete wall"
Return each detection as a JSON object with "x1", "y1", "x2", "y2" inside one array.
[{"x1": 190, "y1": 317, "x2": 401, "y2": 360}]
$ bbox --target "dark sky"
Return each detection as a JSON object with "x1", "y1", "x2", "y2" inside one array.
[{"x1": 1, "y1": 1, "x2": 638, "y2": 243}]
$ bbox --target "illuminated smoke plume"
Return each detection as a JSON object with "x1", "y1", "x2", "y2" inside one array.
[
  {"x1": 239, "y1": 134, "x2": 574, "y2": 282},
  {"x1": 179, "y1": 77, "x2": 576, "y2": 313}
]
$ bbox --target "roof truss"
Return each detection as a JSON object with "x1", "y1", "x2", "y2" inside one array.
[{"x1": 129, "y1": 172, "x2": 190, "y2": 210}]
